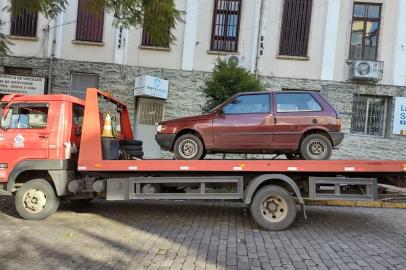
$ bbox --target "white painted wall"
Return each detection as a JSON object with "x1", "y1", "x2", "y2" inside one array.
[
  {"x1": 393, "y1": 0, "x2": 406, "y2": 86},
  {"x1": 0, "y1": 0, "x2": 404, "y2": 86}
]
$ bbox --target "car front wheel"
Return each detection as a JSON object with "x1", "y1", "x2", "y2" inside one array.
[
  {"x1": 173, "y1": 134, "x2": 205, "y2": 160},
  {"x1": 300, "y1": 134, "x2": 332, "y2": 160}
]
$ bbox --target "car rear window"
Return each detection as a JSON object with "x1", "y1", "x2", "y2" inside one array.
[
  {"x1": 276, "y1": 93, "x2": 322, "y2": 112},
  {"x1": 224, "y1": 94, "x2": 270, "y2": 114}
]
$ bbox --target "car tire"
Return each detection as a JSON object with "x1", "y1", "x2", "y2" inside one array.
[
  {"x1": 174, "y1": 134, "x2": 205, "y2": 160},
  {"x1": 300, "y1": 134, "x2": 332, "y2": 160},
  {"x1": 250, "y1": 185, "x2": 297, "y2": 231},
  {"x1": 119, "y1": 140, "x2": 143, "y2": 147},
  {"x1": 15, "y1": 179, "x2": 60, "y2": 220}
]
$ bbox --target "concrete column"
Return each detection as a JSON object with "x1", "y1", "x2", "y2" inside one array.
[
  {"x1": 250, "y1": 0, "x2": 263, "y2": 73},
  {"x1": 0, "y1": 0, "x2": 11, "y2": 34},
  {"x1": 393, "y1": 0, "x2": 406, "y2": 86},
  {"x1": 320, "y1": 0, "x2": 341, "y2": 81},
  {"x1": 54, "y1": 12, "x2": 64, "y2": 59},
  {"x1": 181, "y1": 0, "x2": 198, "y2": 71}
]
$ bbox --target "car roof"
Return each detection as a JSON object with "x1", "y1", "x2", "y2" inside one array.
[{"x1": 234, "y1": 90, "x2": 318, "y2": 95}]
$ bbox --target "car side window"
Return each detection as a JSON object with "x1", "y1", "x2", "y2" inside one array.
[
  {"x1": 1, "y1": 103, "x2": 49, "y2": 129},
  {"x1": 276, "y1": 93, "x2": 322, "y2": 113},
  {"x1": 223, "y1": 94, "x2": 270, "y2": 114}
]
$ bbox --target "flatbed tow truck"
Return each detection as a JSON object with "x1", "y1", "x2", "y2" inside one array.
[{"x1": 0, "y1": 88, "x2": 405, "y2": 230}]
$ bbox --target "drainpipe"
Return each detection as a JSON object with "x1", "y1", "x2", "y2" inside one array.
[
  {"x1": 251, "y1": 0, "x2": 262, "y2": 74},
  {"x1": 47, "y1": 21, "x2": 57, "y2": 95}
]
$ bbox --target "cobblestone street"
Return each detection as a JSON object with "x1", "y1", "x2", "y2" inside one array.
[{"x1": 0, "y1": 195, "x2": 405, "y2": 270}]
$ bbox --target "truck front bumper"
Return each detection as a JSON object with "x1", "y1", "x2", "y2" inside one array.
[
  {"x1": 155, "y1": 134, "x2": 177, "y2": 151},
  {"x1": 330, "y1": 132, "x2": 345, "y2": 147}
]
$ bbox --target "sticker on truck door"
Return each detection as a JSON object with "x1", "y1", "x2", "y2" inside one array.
[{"x1": 13, "y1": 134, "x2": 25, "y2": 148}]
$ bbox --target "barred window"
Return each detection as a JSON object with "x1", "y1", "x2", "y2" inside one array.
[
  {"x1": 76, "y1": 0, "x2": 104, "y2": 42},
  {"x1": 10, "y1": 7, "x2": 38, "y2": 37},
  {"x1": 141, "y1": 29, "x2": 170, "y2": 48},
  {"x1": 351, "y1": 94, "x2": 388, "y2": 137},
  {"x1": 210, "y1": 0, "x2": 242, "y2": 52},
  {"x1": 70, "y1": 73, "x2": 99, "y2": 100},
  {"x1": 279, "y1": 0, "x2": 313, "y2": 57}
]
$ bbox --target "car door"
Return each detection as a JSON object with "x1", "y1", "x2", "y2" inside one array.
[
  {"x1": 212, "y1": 93, "x2": 275, "y2": 150},
  {"x1": 273, "y1": 92, "x2": 323, "y2": 149},
  {"x1": 1, "y1": 102, "x2": 50, "y2": 160}
]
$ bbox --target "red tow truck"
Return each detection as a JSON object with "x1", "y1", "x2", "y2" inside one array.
[{"x1": 0, "y1": 88, "x2": 405, "y2": 230}]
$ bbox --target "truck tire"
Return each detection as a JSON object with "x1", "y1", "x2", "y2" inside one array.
[
  {"x1": 15, "y1": 179, "x2": 60, "y2": 220},
  {"x1": 119, "y1": 140, "x2": 143, "y2": 146},
  {"x1": 250, "y1": 185, "x2": 297, "y2": 231},
  {"x1": 120, "y1": 145, "x2": 143, "y2": 151},
  {"x1": 126, "y1": 150, "x2": 144, "y2": 158},
  {"x1": 300, "y1": 134, "x2": 332, "y2": 160},
  {"x1": 174, "y1": 134, "x2": 205, "y2": 160}
]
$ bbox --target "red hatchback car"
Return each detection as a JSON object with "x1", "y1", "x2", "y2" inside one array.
[{"x1": 155, "y1": 91, "x2": 344, "y2": 160}]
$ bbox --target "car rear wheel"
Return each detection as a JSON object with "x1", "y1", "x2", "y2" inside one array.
[
  {"x1": 300, "y1": 134, "x2": 332, "y2": 160},
  {"x1": 174, "y1": 134, "x2": 205, "y2": 160}
]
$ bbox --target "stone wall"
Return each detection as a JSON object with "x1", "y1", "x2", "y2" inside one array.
[{"x1": 1, "y1": 56, "x2": 406, "y2": 160}]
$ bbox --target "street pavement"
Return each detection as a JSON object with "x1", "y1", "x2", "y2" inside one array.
[{"x1": 0, "y1": 195, "x2": 405, "y2": 270}]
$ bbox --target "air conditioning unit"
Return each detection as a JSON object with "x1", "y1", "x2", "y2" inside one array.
[
  {"x1": 225, "y1": 55, "x2": 246, "y2": 68},
  {"x1": 348, "y1": 60, "x2": 384, "y2": 82}
]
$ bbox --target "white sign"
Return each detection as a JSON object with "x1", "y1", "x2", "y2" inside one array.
[
  {"x1": 0, "y1": 74, "x2": 45, "y2": 95},
  {"x1": 393, "y1": 97, "x2": 406, "y2": 136},
  {"x1": 134, "y1": 75, "x2": 169, "y2": 100}
]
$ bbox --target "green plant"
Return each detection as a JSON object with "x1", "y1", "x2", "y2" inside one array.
[{"x1": 202, "y1": 59, "x2": 265, "y2": 113}]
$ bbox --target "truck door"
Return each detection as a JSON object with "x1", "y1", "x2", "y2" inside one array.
[{"x1": 1, "y1": 102, "x2": 50, "y2": 159}]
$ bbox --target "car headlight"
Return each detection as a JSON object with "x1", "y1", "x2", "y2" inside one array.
[{"x1": 157, "y1": 125, "x2": 162, "y2": 133}]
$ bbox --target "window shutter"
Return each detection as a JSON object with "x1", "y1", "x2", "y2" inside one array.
[
  {"x1": 76, "y1": 0, "x2": 104, "y2": 42},
  {"x1": 10, "y1": 8, "x2": 38, "y2": 37},
  {"x1": 279, "y1": 0, "x2": 313, "y2": 57}
]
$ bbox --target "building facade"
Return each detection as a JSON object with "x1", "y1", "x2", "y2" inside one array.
[{"x1": 1, "y1": 0, "x2": 406, "y2": 159}]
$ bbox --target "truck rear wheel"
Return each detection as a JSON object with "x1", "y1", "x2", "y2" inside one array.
[
  {"x1": 15, "y1": 179, "x2": 60, "y2": 220},
  {"x1": 250, "y1": 185, "x2": 297, "y2": 231}
]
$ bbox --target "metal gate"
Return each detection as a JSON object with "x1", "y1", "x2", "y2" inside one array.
[{"x1": 135, "y1": 97, "x2": 165, "y2": 158}]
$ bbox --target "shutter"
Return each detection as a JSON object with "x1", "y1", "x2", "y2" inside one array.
[
  {"x1": 76, "y1": 0, "x2": 104, "y2": 42},
  {"x1": 70, "y1": 73, "x2": 99, "y2": 100},
  {"x1": 10, "y1": 8, "x2": 38, "y2": 37},
  {"x1": 279, "y1": 0, "x2": 313, "y2": 57}
]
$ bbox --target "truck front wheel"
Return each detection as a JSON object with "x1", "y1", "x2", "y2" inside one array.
[
  {"x1": 250, "y1": 185, "x2": 297, "y2": 231},
  {"x1": 15, "y1": 179, "x2": 60, "y2": 220}
]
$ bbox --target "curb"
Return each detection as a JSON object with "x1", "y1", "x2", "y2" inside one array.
[{"x1": 305, "y1": 199, "x2": 406, "y2": 209}]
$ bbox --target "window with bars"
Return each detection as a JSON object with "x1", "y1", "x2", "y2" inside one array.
[
  {"x1": 70, "y1": 73, "x2": 99, "y2": 100},
  {"x1": 349, "y1": 3, "x2": 381, "y2": 60},
  {"x1": 141, "y1": 29, "x2": 170, "y2": 47},
  {"x1": 210, "y1": 0, "x2": 242, "y2": 52},
  {"x1": 10, "y1": 7, "x2": 38, "y2": 37},
  {"x1": 279, "y1": 0, "x2": 313, "y2": 57},
  {"x1": 350, "y1": 94, "x2": 388, "y2": 137},
  {"x1": 76, "y1": 0, "x2": 104, "y2": 42}
]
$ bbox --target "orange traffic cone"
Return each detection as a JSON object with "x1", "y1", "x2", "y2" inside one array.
[{"x1": 102, "y1": 113, "x2": 114, "y2": 138}]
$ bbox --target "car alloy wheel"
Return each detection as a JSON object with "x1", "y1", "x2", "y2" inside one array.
[
  {"x1": 307, "y1": 138, "x2": 328, "y2": 159},
  {"x1": 178, "y1": 138, "x2": 199, "y2": 159}
]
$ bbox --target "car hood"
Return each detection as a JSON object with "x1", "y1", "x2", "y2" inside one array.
[{"x1": 161, "y1": 113, "x2": 213, "y2": 124}]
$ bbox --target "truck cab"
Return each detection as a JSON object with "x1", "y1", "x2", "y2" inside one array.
[{"x1": 0, "y1": 94, "x2": 85, "y2": 192}]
